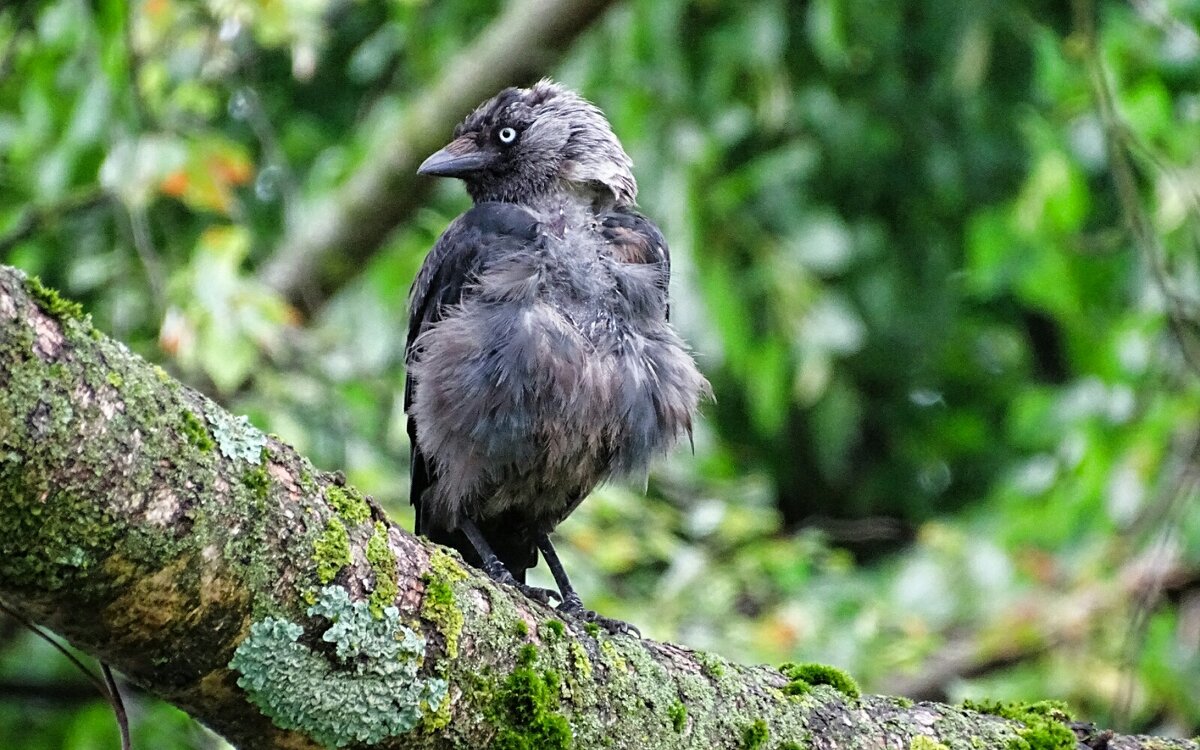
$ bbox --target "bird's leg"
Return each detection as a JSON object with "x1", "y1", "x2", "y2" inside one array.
[
  {"x1": 536, "y1": 534, "x2": 640, "y2": 637},
  {"x1": 459, "y1": 518, "x2": 559, "y2": 605}
]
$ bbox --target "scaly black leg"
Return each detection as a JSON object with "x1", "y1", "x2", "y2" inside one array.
[
  {"x1": 536, "y1": 533, "x2": 640, "y2": 637},
  {"x1": 459, "y1": 518, "x2": 559, "y2": 604}
]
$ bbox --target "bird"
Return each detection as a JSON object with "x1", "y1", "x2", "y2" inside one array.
[{"x1": 405, "y1": 79, "x2": 710, "y2": 634}]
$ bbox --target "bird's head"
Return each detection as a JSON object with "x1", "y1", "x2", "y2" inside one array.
[{"x1": 417, "y1": 80, "x2": 636, "y2": 207}]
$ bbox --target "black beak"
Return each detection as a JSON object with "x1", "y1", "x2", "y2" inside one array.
[{"x1": 417, "y1": 135, "x2": 493, "y2": 178}]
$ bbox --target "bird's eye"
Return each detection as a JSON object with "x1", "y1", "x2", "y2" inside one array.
[{"x1": 497, "y1": 127, "x2": 518, "y2": 145}]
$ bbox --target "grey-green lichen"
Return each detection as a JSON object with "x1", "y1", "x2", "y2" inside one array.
[
  {"x1": 961, "y1": 700, "x2": 1075, "y2": 750},
  {"x1": 420, "y1": 548, "x2": 467, "y2": 655},
  {"x1": 205, "y1": 412, "x2": 265, "y2": 463},
  {"x1": 314, "y1": 518, "x2": 351, "y2": 584},
  {"x1": 568, "y1": 641, "x2": 591, "y2": 680},
  {"x1": 366, "y1": 521, "x2": 399, "y2": 619},
  {"x1": 779, "y1": 662, "x2": 860, "y2": 699},
  {"x1": 326, "y1": 485, "x2": 370, "y2": 526},
  {"x1": 229, "y1": 585, "x2": 446, "y2": 748}
]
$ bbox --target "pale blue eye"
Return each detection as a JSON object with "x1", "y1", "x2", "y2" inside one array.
[{"x1": 498, "y1": 127, "x2": 517, "y2": 144}]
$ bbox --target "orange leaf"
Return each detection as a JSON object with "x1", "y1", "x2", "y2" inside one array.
[
  {"x1": 160, "y1": 170, "x2": 189, "y2": 197},
  {"x1": 210, "y1": 154, "x2": 253, "y2": 186}
]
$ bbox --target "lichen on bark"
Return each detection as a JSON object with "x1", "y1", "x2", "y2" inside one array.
[{"x1": 229, "y1": 585, "x2": 447, "y2": 748}]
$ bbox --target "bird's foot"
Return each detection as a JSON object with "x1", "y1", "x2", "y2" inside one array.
[
  {"x1": 557, "y1": 595, "x2": 641, "y2": 637},
  {"x1": 515, "y1": 582, "x2": 561, "y2": 606},
  {"x1": 480, "y1": 557, "x2": 560, "y2": 605}
]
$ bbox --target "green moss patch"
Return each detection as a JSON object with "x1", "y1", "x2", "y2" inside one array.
[
  {"x1": 180, "y1": 410, "x2": 214, "y2": 451},
  {"x1": 668, "y1": 700, "x2": 687, "y2": 733},
  {"x1": 910, "y1": 736, "x2": 949, "y2": 750},
  {"x1": 242, "y1": 465, "x2": 270, "y2": 501},
  {"x1": 314, "y1": 517, "x2": 350, "y2": 584},
  {"x1": 961, "y1": 700, "x2": 1075, "y2": 750},
  {"x1": 740, "y1": 718, "x2": 768, "y2": 749},
  {"x1": 229, "y1": 585, "x2": 446, "y2": 748},
  {"x1": 420, "y1": 548, "x2": 468, "y2": 656},
  {"x1": 491, "y1": 644, "x2": 572, "y2": 750},
  {"x1": 25, "y1": 275, "x2": 84, "y2": 320},
  {"x1": 779, "y1": 662, "x2": 860, "y2": 699},
  {"x1": 326, "y1": 485, "x2": 370, "y2": 525},
  {"x1": 366, "y1": 522, "x2": 399, "y2": 619}
]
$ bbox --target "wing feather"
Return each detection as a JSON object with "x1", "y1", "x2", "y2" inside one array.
[
  {"x1": 599, "y1": 208, "x2": 672, "y2": 320},
  {"x1": 405, "y1": 202, "x2": 540, "y2": 535}
]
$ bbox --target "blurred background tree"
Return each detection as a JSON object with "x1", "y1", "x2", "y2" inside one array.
[{"x1": 2, "y1": 0, "x2": 1199, "y2": 746}]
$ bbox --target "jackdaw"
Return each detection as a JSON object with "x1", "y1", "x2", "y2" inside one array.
[{"x1": 406, "y1": 79, "x2": 710, "y2": 633}]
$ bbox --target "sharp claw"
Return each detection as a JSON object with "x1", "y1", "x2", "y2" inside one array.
[
  {"x1": 556, "y1": 600, "x2": 640, "y2": 637},
  {"x1": 516, "y1": 583, "x2": 561, "y2": 605}
]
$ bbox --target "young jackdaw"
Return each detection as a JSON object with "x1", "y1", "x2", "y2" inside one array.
[{"x1": 407, "y1": 80, "x2": 710, "y2": 633}]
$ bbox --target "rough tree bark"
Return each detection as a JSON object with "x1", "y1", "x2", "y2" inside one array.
[{"x1": 0, "y1": 264, "x2": 1192, "y2": 750}]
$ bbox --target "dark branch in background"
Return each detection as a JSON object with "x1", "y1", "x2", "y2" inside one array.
[
  {"x1": 0, "y1": 192, "x2": 110, "y2": 255},
  {"x1": 0, "y1": 680, "x2": 100, "y2": 704},
  {"x1": 256, "y1": 0, "x2": 619, "y2": 313},
  {"x1": 877, "y1": 558, "x2": 1197, "y2": 702}
]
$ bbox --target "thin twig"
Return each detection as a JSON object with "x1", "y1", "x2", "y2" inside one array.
[
  {"x1": 0, "y1": 599, "x2": 132, "y2": 749},
  {"x1": 0, "y1": 600, "x2": 132, "y2": 744},
  {"x1": 126, "y1": 204, "x2": 166, "y2": 309},
  {"x1": 0, "y1": 599, "x2": 107, "y2": 694},
  {"x1": 102, "y1": 663, "x2": 132, "y2": 750},
  {"x1": 1113, "y1": 429, "x2": 1200, "y2": 726},
  {"x1": 1074, "y1": 0, "x2": 1200, "y2": 375}
]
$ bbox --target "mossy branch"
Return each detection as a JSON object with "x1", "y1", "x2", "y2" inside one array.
[{"x1": 0, "y1": 263, "x2": 1194, "y2": 750}]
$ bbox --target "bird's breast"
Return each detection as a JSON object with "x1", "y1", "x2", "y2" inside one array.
[{"x1": 409, "y1": 211, "x2": 706, "y2": 523}]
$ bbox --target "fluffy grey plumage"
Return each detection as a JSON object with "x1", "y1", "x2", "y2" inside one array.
[{"x1": 406, "y1": 80, "x2": 709, "y2": 631}]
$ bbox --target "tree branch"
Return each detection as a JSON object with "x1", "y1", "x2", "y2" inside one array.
[
  {"x1": 879, "y1": 557, "x2": 1197, "y2": 702},
  {"x1": 256, "y1": 0, "x2": 619, "y2": 314},
  {"x1": 0, "y1": 263, "x2": 1194, "y2": 749}
]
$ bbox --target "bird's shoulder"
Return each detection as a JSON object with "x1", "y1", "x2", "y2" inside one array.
[
  {"x1": 597, "y1": 207, "x2": 669, "y2": 269},
  {"x1": 407, "y1": 202, "x2": 542, "y2": 337},
  {"x1": 416, "y1": 201, "x2": 542, "y2": 291}
]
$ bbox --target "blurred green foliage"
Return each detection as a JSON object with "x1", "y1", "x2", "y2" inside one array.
[{"x1": 3, "y1": 0, "x2": 1200, "y2": 747}]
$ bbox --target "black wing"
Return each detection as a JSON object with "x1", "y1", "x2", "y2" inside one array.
[
  {"x1": 405, "y1": 201, "x2": 540, "y2": 535},
  {"x1": 599, "y1": 207, "x2": 672, "y2": 320}
]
